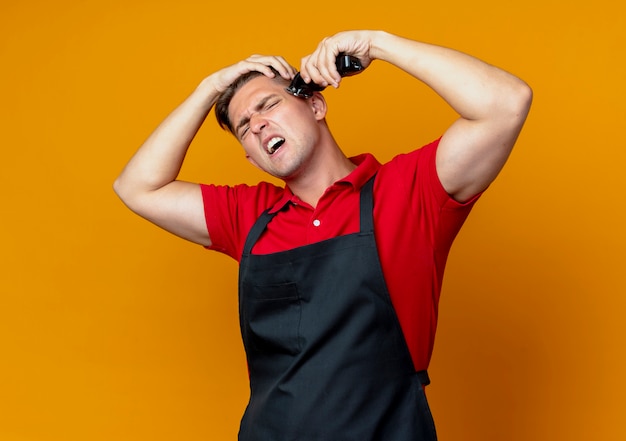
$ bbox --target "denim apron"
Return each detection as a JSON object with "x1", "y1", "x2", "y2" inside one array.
[{"x1": 237, "y1": 176, "x2": 437, "y2": 441}]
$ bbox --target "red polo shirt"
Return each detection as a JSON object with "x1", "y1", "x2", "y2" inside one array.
[{"x1": 201, "y1": 139, "x2": 479, "y2": 370}]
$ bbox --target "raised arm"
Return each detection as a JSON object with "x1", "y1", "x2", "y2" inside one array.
[
  {"x1": 113, "y1": 56, "x2": 296, "y2": 246},
  {"x1": 300, "y1": 30, "x2": 533, "y2": 202}
]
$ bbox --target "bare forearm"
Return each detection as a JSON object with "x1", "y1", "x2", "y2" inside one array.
[
  {"x1": 302, "y1": 29, "x2": 531, "y2": 202},
  {"x1": 114, "y1": 54, "x2": 296, "y2": 203},
  {"x1": 113, "y1": 55, "x2": 296, "y2": 245},
  {"x1": 369, "y1": 31, "x2": 531, "y2": 121},
  {"x1": 113, "y1": 77, "x2": 219, "y2": 200},
  {"x1": 366, "y1": 31, "x2": 532, "y2": 201}
]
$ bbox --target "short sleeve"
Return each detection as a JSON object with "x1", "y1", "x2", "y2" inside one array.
[{"x1": 200, "y1": 182, "x2": 284, "y2": 261}]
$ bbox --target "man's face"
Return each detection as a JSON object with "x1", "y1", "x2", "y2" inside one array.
[{"x1": 228, "y1": 75, "x2": 326, "y2": 181}]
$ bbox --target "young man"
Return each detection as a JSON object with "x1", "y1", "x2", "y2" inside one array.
[{"x1": 114, "y1": 30, "x2": 532, "y2": 440}]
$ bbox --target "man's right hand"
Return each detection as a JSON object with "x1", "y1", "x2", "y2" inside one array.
[
  {"x1": 113, "y1": 55, "x2": 294, "y2": 247},
  {"x1": 209, "y1": 55, "x2": 296, "y2": 94}
]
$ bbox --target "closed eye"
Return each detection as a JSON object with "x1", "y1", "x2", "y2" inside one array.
[
  {"x1": 266, "y1": 101, "x2": 278, "y2": 110},
  {"x1": 239, "y1": 125, "x2": 250, "y2": 138}
]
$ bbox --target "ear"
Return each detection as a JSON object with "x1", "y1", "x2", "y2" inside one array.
[{"x1": 310, "y1": 92, "x2": 328, "y2": 121}]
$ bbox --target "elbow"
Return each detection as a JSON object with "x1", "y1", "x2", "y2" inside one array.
[
  {"x1": 112, "y1": 177, "x2": 122, "y2": 198},
  {"x1": 511, "y1": 80, "x2": 533, "y2": 122},
  {"x1": 113, "y1": 174, "x2": 135, "y2": 209},
  {"x1": 112, "y1": 175, "x2": 125, "y2": 201},
  {"x1": 492, "y1": 80, "x2": 533, "y2": 134}
]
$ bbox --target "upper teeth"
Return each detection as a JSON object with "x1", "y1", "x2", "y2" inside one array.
[{"x1": 267, "y1": 137, "x2": 284, "y2": 154}]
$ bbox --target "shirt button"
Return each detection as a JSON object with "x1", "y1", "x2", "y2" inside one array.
[{"x1": 313, "y1": 219, "x2": 321, "y2": 227}]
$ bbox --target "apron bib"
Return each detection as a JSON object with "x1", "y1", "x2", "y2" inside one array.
[{"x1": 237, "y1": 176, "x2": 437, "y2": 441}]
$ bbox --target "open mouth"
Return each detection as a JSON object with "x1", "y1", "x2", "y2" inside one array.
[{"x1": 266, "y1": 137, "x2": 285, "y2": 155}]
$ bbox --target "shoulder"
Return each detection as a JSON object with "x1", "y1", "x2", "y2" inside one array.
[
  {"x1": 200, "y1": 181, "x2": 285, "y2": 259},
  {"x1": 374, "y1": 138, "x2": 443, "y2": 201},
  {"x1": 200, "y1": 181, "x2": 284, "y2": 208},
  {"x1": 373, "y1": 138, "x2": 479, "y2": 227}
]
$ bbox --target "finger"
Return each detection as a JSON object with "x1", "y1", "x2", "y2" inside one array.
[
  {"x1": 305, "y1": 63, "x2": 326, "y2": 87},
  {"x1": 266, "y1": 55, "x2": 298, "y2": 80},
  {"x1": 301, "y1": 50, "x2": 331, "y2": 87},
  {"x1": 299, "y1": 54, "x2": 314, "y2": 83},
  {"x1": 317, "y1": 43, "x2": 341, "y2": 87},
  {"x1": 245, "y1": 55, "x2": 296, "y2": 80},
  {"x1": 279, "y1": 62, "x2": 298, "y2": 80},
  {"x1": 305, "y1": 40, "x2": 341, "y2": 88}
]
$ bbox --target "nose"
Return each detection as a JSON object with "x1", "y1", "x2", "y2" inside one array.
[{"x1": 250, "y1": 113, "x2": 267, "y2": 134}]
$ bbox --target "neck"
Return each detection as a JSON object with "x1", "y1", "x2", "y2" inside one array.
[{"x1": 286, "y1": 146, "x2": 356, "y2": 208}]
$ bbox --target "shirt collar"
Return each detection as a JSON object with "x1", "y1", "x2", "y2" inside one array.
[
  {"x1": 268, "y1": 153, "x2": 382, "y2": 214},
  {"x1": 337, "y1": 153, "x2": 381, "y2": 189}
]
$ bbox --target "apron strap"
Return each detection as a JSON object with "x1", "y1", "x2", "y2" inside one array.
[
  {"x1": 242, "y1": 208, "x2": 274, "y2": 256},
  {"x1": 359, "y1": 174, "x2": 432, "y2": 389},
  {"x1": 359, "y1": 174, "x2": 376, "y2": 234},
  {"x1": 244, "y1": 173, "x2": 378, "y2": 255}
]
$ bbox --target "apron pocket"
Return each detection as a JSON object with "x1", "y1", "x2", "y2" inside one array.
[{"x1": 242, "y1": 282, "x2": 302, "y2": 355}]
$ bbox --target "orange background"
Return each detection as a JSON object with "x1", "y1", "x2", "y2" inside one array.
[{"x1": 1, "y1": 1, "x2": 624, "y2": 440}]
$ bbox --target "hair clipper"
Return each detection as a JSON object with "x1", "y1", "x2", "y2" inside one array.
[{"x1": 286, "y1": 54, "x2": 363, "y2": 98}]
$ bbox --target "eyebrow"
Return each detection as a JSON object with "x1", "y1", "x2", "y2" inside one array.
[{"x1": 235, "y1": 94, "x2": 280, "y2": 135}]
